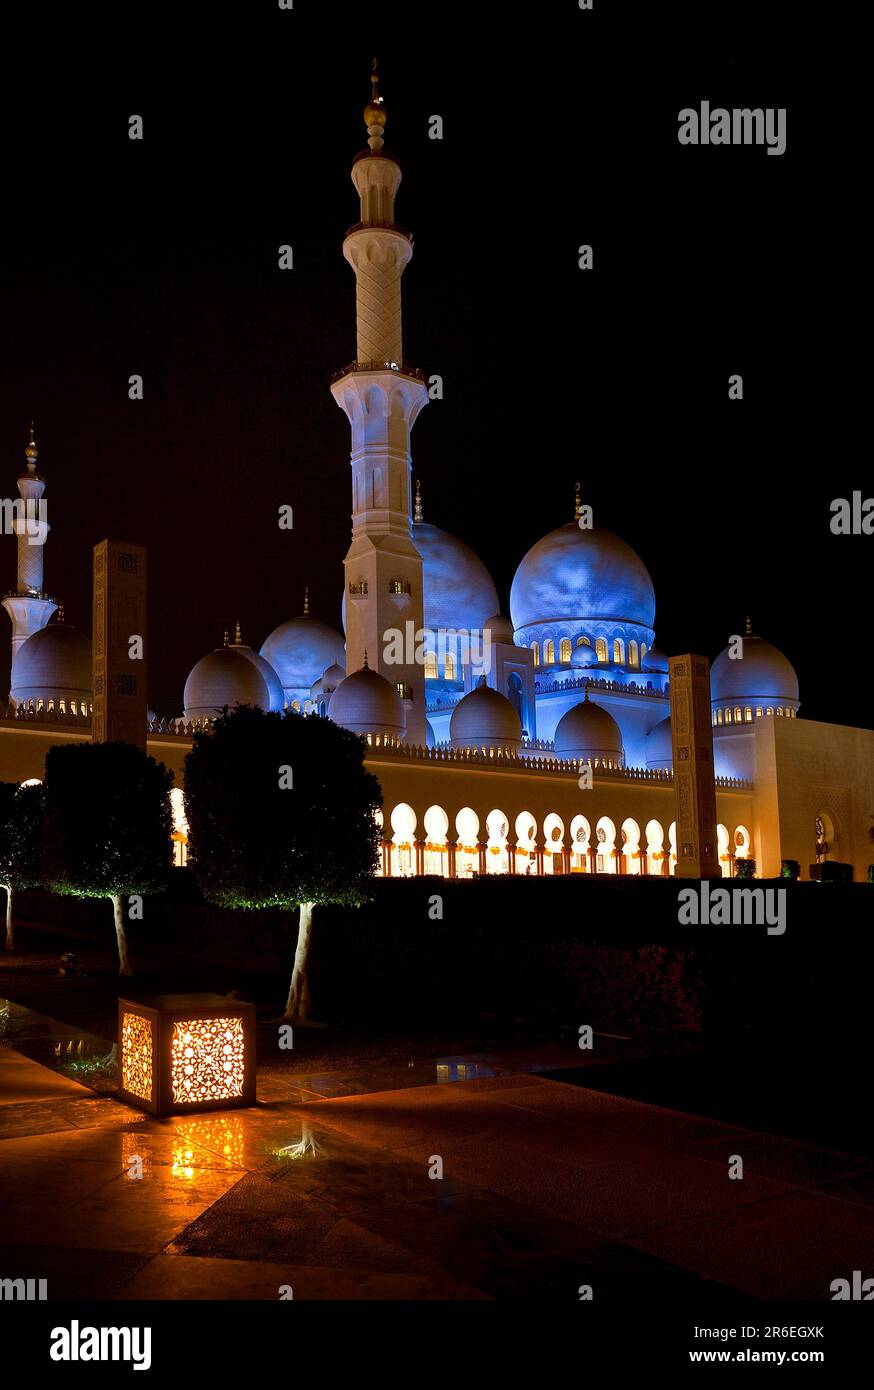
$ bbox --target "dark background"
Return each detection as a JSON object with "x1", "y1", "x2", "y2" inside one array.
[{"x1": 0, "y1": 3, "x2": 861, "y2": 723}]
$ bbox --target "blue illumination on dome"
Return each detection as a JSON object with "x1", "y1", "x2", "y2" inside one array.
[
  {"x1": 414, "y1": 522, "x2": 499, "y2": 634},
  {"x1": 711, "y1": 636, "x2": 799, "y2": 706},
  {"x1": 510, "y1": 523, "x2": 656, "y2": 636}
]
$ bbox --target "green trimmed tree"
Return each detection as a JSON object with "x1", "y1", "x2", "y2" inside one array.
[
  {"x1": 0, "y1": 780, "x2": 45, "y2": 950},
  {"x1": 183, "y1": 706, "x2": 382, "y2": 1022},
  {"x1": 42, "y1": 742, "x2": 174, "y2": 976}
]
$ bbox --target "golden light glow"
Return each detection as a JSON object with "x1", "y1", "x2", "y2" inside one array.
[
  {"x1": 171, "y1": 1017, "x2": 245, "y2": 1105},
  {"x1": 175, "y1": 1113, "x2": 246, "y2": 1167},
  {"x1": 121, "y1": 1012, "x2": 153, "y2": 1101}
]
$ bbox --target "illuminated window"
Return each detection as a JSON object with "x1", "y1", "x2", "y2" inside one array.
[
  {"x1": 576, "y1": 635, "x2": 591, "y2": 646},
  {"x1": 640, "y1": 644, "x2": 648, "y2": 664},
  {"x1": 756, "y1": 706, "x2": 763, "y2": 717},
  {"x1": 444, "y1": 652, "x2": 457, "y2": 680},
  {"x1": 424, "y1": 650, "x2": 438, "y2": 679},
  {"x1": 544, "y1": 640, "x2": 555, "y2": 665},
  {"x1": 59, "y1": 699, "x2": 66, "y2": 714},
  {"x1": 560, "y1": 638, "x2": 571, "y2": 663},
  {"x1": 777, "y1": 706, "x2": 783, "y2": 716},
  {"x1": 388, "y1": 579, "x2": 411, "y2": 595},
  {"x1": 734, "y1": 707, "x2": 742, "y2": 724},
  {"x1": 596, "y1": 638, "x2": 608, "y2": 663},
  {"x1": 613, "y1": 638, "x2": 625, "y2": 664},
  {"x1": 725, "y1": 708, "x2": 733, "y2": 724},
  {"x1": 745, "y1": 707, "x2": 752, "y2": 722},
  {"x1": 629, "y1": 640, "x2": 639, "y2": 668},
  {"x1": 767, "y1": 707, "x2": 773, "y2": 716},
  {"x1": 531, "y1": 642, "x2": 539, "y2": 667},
  {"x1": 717, "y1": 709, "x2": 723, "y2": 725}
]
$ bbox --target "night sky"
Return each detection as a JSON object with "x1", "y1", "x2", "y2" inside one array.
[{"x1": 1, "y1": 6, "x2": 863, "y2": 727}]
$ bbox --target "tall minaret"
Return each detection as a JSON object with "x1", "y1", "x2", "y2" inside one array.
[
  {"x1": 2, "y1": 425, "x2": 58, "y2": 682},
  {"x1": 330, "y1": 62, "x2": 429, "y2": 744}
]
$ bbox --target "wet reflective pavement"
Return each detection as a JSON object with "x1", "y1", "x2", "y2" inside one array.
[{"x1": 1, "y1": 998, "x2": 872, "y2": 1300}]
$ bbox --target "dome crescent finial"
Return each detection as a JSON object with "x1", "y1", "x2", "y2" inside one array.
[
  {"x1": 303, "y1": 586, "x2": 310, "y2": 616},
  {"x1": 414, "y1": 479, "x2": 423, "y2": 524},
  {"x1": 574, "y1": 481, "x2": 582, "y2": 522}
]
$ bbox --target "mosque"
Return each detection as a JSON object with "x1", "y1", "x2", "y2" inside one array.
[{"x1": 2, "y1": 73, "x2": 872, "y2": 884}]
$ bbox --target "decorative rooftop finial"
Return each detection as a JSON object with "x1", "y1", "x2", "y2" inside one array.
[
  {"x1": 303, "y1": 586, "x2": 310, "y2": 616},
  {"x1": 364, "y1": 57, "x2": 387, "y2": 152},
  {"x1": 234, "y1": 620, "x2": 242, "y2": 645},
  {"x1": 223, "y1": 627, "x2": 229, "y2": 647},
  {"x1": 25, "y1": 422, "x2": 38, "y2": 472},
  {"x1": 745, "y1": 615, "x2": 752, "y2": 637},
  {"x1": 414, "y1": 479, "x2": 423, "y2": 524},
  {"x1": 574, "y1": 482, "x2": 582, "y2": 523},
  {"x1": 363, "y1": 649, "x2": 369, "y2": 669},
  {"x1": 56, "y1": 602, "x2": 65, "y2": 624}
]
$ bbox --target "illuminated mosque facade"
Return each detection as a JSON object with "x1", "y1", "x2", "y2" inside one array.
[{"x1": 2, "y1": 76, "x2": 873, "y2": 883}]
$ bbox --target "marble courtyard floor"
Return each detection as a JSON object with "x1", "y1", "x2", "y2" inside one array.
[{"x1": 1, "y1": 997, "x2": 873, "y2": 1301}]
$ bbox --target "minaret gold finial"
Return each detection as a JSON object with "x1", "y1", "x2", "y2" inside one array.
[
  {"x1": 303, "y1": 586, "x2": 310, "y2": 616},
  {"x1": 363, "y1": 649, "x2": 370, "y2": 669},
  {"x1": 745, "y1": 615, "x2": 752, "y2": 637},
  {"x1": 574, "y1": 482, "x2": 582, "y2": 523},
  {"x1": 57, "y1": 603, "x2": 65, "y2": 624},
  {"x1": 223, "y1": 627, "x2": 229, "y2": 647},
  {"x1": 25, "y1": 421, "x2": 38, "y2": 471},
  {"x1": 364, "y1": 57, "x2": 387, "y2": 152},
  {"x1": 414, "y1": 479, "x2": 423, "y2": 524},
  {"x1": 234, "y1": 620, "x2": 242, "y2": 645}
]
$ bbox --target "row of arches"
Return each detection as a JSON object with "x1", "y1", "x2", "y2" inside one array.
[
  {"x1": 531, "y1": 636, "x2": 648, "y2": 670},
  {"x1": 378, "y1": 805, "x2": 752, "y2": 879},
  {"x1": 713, "y1": 705, "x2": 797, "y2": 725}
]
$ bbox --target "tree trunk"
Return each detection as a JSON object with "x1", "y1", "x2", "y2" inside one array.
[
  {"x1": 283, "y1": 901, "x2": 314, "y2": 1022},
  {"x1": 4, "y1": 885, "x2": 13, "y2": 951},
  {"x1": 111, "y1": 894, "x2": 133, "y2": 976}
]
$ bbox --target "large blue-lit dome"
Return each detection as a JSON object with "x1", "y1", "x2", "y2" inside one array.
[
  {"x1": 510, "y1": 523, "x2": 656, "y2": 636},
  {"x1": 414, "y1": 522, "x2": 499, "y2": 634},
  {"x1": 711, "y1": 635, "x2": 799, "y2": 706}
]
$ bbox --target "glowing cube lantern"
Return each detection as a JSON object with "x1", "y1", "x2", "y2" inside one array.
[{"x1": 118, "y1": 994, "x2": 256, "y2": 1116}]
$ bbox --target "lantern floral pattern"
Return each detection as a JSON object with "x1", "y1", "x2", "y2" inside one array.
[
  {"x1": 121, "y1": 1012, "x2": 153, "y2": 1102},
  {"x1": 171, "y1": 1017, "x2": 245, "y2": 1104}
]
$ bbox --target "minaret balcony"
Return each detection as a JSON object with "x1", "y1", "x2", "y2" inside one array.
[
  {"x1": 330, "y1": 359, "x2": 424, "y2": 386},
  {"x1": 4, "y1": 588, "x2": 60, "y2": 604}
]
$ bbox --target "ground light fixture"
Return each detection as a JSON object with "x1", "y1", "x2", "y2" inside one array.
[{"x1": 117, "y1": 993, "x2": 256, "y2": 1116}]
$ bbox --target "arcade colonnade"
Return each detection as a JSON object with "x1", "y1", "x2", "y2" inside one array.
[
  {"x1": 377, "y1": 803, "x2": 752, "y2": 878},
  {"x1": 364, "y1": 757, "x2": 754, "y2": 880}
]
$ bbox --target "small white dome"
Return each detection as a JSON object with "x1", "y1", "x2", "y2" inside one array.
[
  {"x1": 311, "y1": 661, "x2": 346, "y2": 700},
  {"x1": 184, "y1": 645, "x2": 283, "y2": 721},
  {"x1": 642, "y1": 646, "x2": 669, "y2": 673},
  {"x1": 645, "y1": 716, "x2": 673, "y2": 770},
  {"x1": 328, "y1": 665, "x2": 405, "y2": 737},
  {"x1": 11, "y1": 623, "x2": 92, "y2": 708},
  {"x1": 449, "y1": 679, "x2": 522, "y2": 752},
  {"x1": 554, "y1": 697, "x2": 623, "y2": 763},
  {"x1": 482, "y1": 613, "x2": 515, "y2": 645}
]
